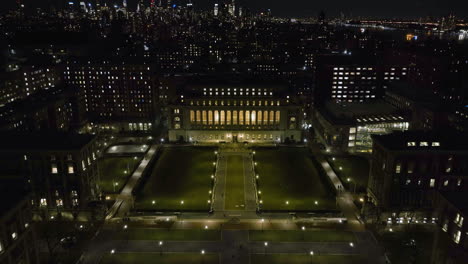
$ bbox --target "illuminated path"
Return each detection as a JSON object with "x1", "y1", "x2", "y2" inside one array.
[
  {"x1": 105, "y1": 144, "x2": 160, "y2": 220},
  {"x1": 212, "y1": 149, "x2": 257, "y2": 216},
  {"x1": 311, "y1": 148, "x2": 364, "y2": 230}
]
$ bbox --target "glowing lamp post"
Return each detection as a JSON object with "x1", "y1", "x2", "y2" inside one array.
[{"x1": 159, "y1": 241, "x2": 163, "y2": 255}]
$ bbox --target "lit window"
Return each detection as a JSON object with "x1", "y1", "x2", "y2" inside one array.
[
  {"x1": 395, "y1": 163, "x2": 401, "y2": 174},
  {"x1": 407, "y1": 142, "x2": 416, "y2": 147},
  {"x1": 432, "y1": 142, "x2": 440, "y2": 147},
  {"x1": 430, "y1": 179, "x2": 435, "y2": 188},
  {"x1": 0, "y1": 241, "x2": 3, "y2": 253},
  {"x1": 454, "y1": 230, "x2": 461, "y2": 244},
  {"x1": 51, "y1": 164, "x2": 58, "y2": 174},
  {"x1": 40, "y1": 198, "x2": 47, "y2": 207},
  {"x1": 420, "y1": 142, "x2": 428, "y2": 147},
  {"x1": 11, "y1": 232, "x2": 17, "y2": 240},
  {"x1": 68, "y1": 165, "x2": 74, "y2": 174},
  {"x1": 444, "y1": 180, "x2": 449, "y2": 186}
]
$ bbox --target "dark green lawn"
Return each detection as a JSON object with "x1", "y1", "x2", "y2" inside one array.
[
  {"x1": 326, "y1": 155, "x2": 369, "y2": 193},
  {"x1": 225, "y1": 155, "x2": 245, "y2": 210},
  {"x1": 98, "y1": 156, "x2": 141, "y2": 194},
  {"x1": 249, "y1": 230, "x2": 356, "y2": 242},
  {"x1": 102, "y1": 228, "x2": 221, "y2": 241},
  {"x1": 254, "y1": 148, "x2": 336, "y2": 211},
  {"x1": 100, "y1": 253, "x2": 219, "y2": 264},
  {"x1": 135, "y1": 147, "x2": 216, "y2": 211},
  {"x1": 251, "y1": 254, "x2": 365, "y2": 264}
]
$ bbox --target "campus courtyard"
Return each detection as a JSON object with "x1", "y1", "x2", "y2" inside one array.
[
  {"x1": 135, "y1": 147, "x2": 216, "y2": 211},
  {"x1": 254, "y1": 147, "x2": 337, "y2": 211}
]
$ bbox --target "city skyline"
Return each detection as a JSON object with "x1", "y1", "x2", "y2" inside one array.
[
  {"x1": 1, "y1": 1, "x2": 467, "y2": 263},
  {"x1": 2, "y1": 0, "x2": 468, "y2": 18}
]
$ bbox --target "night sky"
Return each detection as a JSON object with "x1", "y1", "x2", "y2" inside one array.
[{"x1": 2, "y1": 0, "x2": 468, "y2": 18}]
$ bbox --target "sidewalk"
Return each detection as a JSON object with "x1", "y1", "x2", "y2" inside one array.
[{"x1": 106, "y1": 145, "x2": 160, "y2": 220}]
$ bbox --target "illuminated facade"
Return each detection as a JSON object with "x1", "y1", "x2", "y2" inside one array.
[
  {"x1": 64, "y1": 59, "x2": 158, "y2": 132},
  {"x1": 313, "y1": 101, "x2": 409, "y2": 152},
  {"x1": 368, "y1": 131, "x2": 468, "y2": 221},
  {"x1": 168, "y1": 85, "x2": 302, "y2": 143}
]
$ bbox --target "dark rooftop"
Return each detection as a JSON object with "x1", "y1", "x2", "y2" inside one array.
[
  {"x1": 319, "y1": 100, "x2": 405, "y2": 125},
  {"x1": 0, "y1": 132, "x2": 95, "y2": 152},
  {"x1": 372, "y1": 130, "x2": 468, "y2": 151}
]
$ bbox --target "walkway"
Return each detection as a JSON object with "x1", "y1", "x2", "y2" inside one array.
[
  {"x1": 212, "y1": 148, "x2": 257, "y2": 217},
  {"x1": 105, "y1": 145, "x2": 160, "y2": 220},
  {"x1": 78, "y1": 229, "x2": 368, "y2": 264},
  {"x1": 312, "y1": 147, "x2": 364, "y2": 229}
]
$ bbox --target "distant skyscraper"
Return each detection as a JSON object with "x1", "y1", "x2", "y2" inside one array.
[
  {"x1": 79, "y1": 1, "x2": 88, "y2": 13},
  {"x1": 167, "y1": 0, "x2": 172, "y2": 8},
  {"x1": 214, "y1": 3, "x2": 219, "y2": 16},
  {"x1": 228, "y1": 0, "x2": 235, "y2": 16},
  {"x1": 136, "y1": 0, "x2": 143, "y2": 12},
  {"x1": 123, "y1": 0, "x2": 127, "y2": 8}
]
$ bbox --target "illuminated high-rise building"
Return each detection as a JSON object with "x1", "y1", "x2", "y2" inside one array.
[
  {"x1": 228, "y1": 0, "x2": 235, "y2": 16},
  {"x1": 214, "y1": 3, "x2": 219, "y2": 16},
  {"x1": 79, "y1": 1, "x2": 88, "y2": 13},
  {"x1": 123, "y1": 0, "x2": 127, "y2": 8}
]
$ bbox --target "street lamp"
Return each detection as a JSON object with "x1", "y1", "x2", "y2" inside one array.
[
  {"x1": 264, "y1": 242, "x2": 268, "y2": 255},
  {"x1": 302, "y1": 226, "x2": 306, "y2": 240},
  {"x1": 347, "y1": 178, "x2": 356, "y2": 194},
  {"x1": 110, "y1": 249, "x2": 115, "y2": 254},
  {"x1": 349, "y1": 242, "x2": 354, "y2": 247},
  {"x1": 201, "y1": 250, "x2": 205, "y2": 264},
  {"x1": 309, "y1": 251, "x2": 314, "y2": 264},
  {"x1": 159, "y1": 241, "x2": 163, "y2": 255}
]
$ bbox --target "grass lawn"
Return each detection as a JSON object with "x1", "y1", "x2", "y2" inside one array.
[
  {"x1": 249, "y1": 230, "x2": 356, "y2": 242},
  {"x1": 102, "y1": 228, "x2": 221, "y2": 241},
  {"x1": 98, "y1": 156, "x2": 142, "y2": 194},
  {"x1": 377, "y1": 226, "x2": 435, "y2": 264},
  {"x1": 251, "y1": 254, "x2": 365, "y2": 264},
  {"x1": 136, "y1": 147, "x2": 216, "y2": 211},
  {"x1": 225, "y1": 155, "x2": 245, "y2": 210},
  {"x1": 326, "y1": 155, "x2": 369, "y2": 193},
  {"x1": 254, "y1": 147, "x2": 336, "y2": 211},
  {"x1": 100, "y1": 253, "x2": 219, "y2": 264}
]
